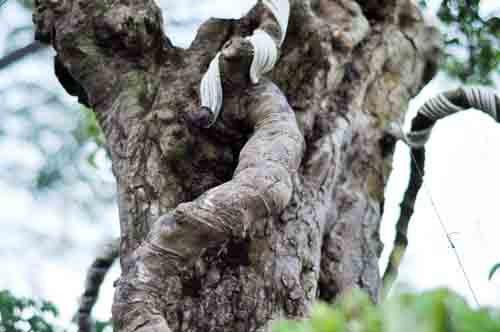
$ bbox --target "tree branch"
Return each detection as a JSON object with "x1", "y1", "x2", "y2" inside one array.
[
  {"x1": 75, "y1": 238, "x2": 119, "y2": 332},
  {"x1": 32, "y1": 0, "x2": 174, "y2": 110},
  {"x1": 384, "y1": 87, "x2": 499, "y2": 293},
  {"x1": 114, "y1": 81, "x2": 304, "y2": 332},
  {"x1": 0, "y1": 42, "x2": 45, "y2": 71},
  {"x1": 382, "y1": 147, "x2": 425, "y2": 294}
]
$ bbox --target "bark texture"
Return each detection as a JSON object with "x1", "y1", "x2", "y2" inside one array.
[{"x1": 33, "y1": 0, "x2": 441, "y2": 331}]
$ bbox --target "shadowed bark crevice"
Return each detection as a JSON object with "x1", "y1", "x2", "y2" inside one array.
[{"x1": 54, "y1": 55, "x2": 90, "y2": 107}]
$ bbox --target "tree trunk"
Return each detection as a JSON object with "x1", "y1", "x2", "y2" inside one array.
[{"x1": 33, "y1": 0, "x2": 441, "y2": 331}]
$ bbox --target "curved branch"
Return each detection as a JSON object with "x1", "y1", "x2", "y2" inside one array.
[
  {"x1": 32, "y1": 0, "x2": 172, "y2": 109},
  {"x1": 382, "y1": 147, "x2": 424, "y2": 293},
  {"x1": 384, "y1": 87, "x2": 499, "y2": 293},
  {"x1": 195, "y1": 0, "x2": 290, "y2": 127},
  {"x1": 405, "y1": 87, "x2": 499, "y2": 147},
  {"x1": 0, "y1": 42, "x2": 45, "y2": 71},
  {"x1": 76, "y1": 238, "x2": 119, "y2": 332},
  {"x1": 114, "y1": 81, "x2": 304, "y2": 332}
]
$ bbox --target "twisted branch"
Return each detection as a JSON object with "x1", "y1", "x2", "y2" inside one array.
[
  {"x1": 384, "y1": 87, "x2": 500, "y2": 292},
  {"x1": 112, "y1": 2, "x2": 309, "y2": 331},
  {"x1": 32, "y1": 0, "x2": 168, "y2": 110},
  {"x1": 404, "y1": 87, "x2": 499, "y2": 147},
  {"x1": 115, "y1": 81, "x2": 304, "y2": 332},
  {"x1": 382, "y1": 148, "x2": 425, "y2": 294},
  {"x1": 198, "y1": 0, "x2": 290, "y2": 127}
]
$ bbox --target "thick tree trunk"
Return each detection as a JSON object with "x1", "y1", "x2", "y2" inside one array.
[{"x1": 33, "y1": 0, "x2": 441, "y2": 331}]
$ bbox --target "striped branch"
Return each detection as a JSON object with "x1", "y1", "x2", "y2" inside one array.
[
  {"x1": 384, "y1": 87, "x2": 499, "y2": 294},
  {"x1": 405, "y1": 87, "x2": 499, "y2": 148},
  {"x1": 383, "y1": 148, "x2": 425, "y2": 294},
  {"x1": 75, "y1": 238, "x2": 119, "y2": 332},
  {"x1": 199, "y1": 0, "x2": 290, "y2": 126}
]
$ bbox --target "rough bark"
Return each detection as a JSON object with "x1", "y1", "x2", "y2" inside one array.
[{"x1": 33, "y1": 0, "x2": 441, "y2": 331}]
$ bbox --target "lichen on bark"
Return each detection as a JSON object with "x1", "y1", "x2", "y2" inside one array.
[{"x1": 33, "y1": 0, "x2": 442, "y2": 331}]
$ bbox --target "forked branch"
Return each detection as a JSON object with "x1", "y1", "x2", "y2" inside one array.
[
  {"x1": 112, "y1": 2, "x2": 309, "y2": 332},
  {"x1": 33, "y1": 0, "x2": 170, "y2": 110}
]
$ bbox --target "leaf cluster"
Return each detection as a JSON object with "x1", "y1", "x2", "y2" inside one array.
[
  {"x1": 436, "y1": 0, "x2": 500, "y2": 84},
  {"x1": 0, "y1": 291, "x2": 111, "y2": 332},
  {"x1": 0, "y1": 290, "x2": 58, "y2": 332},
  {"x1": 273, "y1": 288, "x2": 500, "y2": 332}
]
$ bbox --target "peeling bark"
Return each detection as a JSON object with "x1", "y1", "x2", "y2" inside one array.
[{"x1": 33, "y1": 0, "x2": 442, "y2": 331}]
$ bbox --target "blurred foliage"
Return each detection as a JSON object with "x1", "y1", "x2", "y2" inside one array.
[
  {"x1": 0, "y1": 290, "x2": 111, "y2": 332},
  {"x1": 4, "y1": 288, "x2": 500, "y2": 332},
  {"x1": 0, "y1": 77, "x2": 114, "y2": 218},
  {"x1": 273, "y1": 288, "x2": 500, "y2": 332},
  {"x1": 0, "y1": 290, "x2": 59, "y2": 332},
  {"x1": 420, "y1": 0, "x2": 500, "y2": 84},
  {"x1": 0, "y1": 0, "x2": 115, "y2": 226}
]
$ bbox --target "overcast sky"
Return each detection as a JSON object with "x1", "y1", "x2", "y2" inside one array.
[{"x1": 0, "y1": 0, "x2": 499, "y2": 325}]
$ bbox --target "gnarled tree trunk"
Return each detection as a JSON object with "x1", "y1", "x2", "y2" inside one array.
[{"x1": 33, "y1": 0, "x2": 441, "y2": 331}]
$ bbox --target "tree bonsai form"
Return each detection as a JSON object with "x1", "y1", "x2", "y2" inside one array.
[{"x1": 33, "y1": 0, "x2": 442, "y2": 331}]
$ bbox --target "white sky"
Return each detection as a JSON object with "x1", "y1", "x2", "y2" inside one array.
[{"x1": 0, "y1": 0, "x2": 499, "y2": 325}]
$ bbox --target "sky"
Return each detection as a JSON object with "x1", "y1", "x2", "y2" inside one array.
[{"x1": 0, "y1": 0, "x2": 499, "y2": 326}]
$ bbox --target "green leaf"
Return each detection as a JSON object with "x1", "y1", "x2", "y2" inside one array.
[
  {"x1": 272, "y1": 320, "x2": 310, "y2": 332},
  {"x1": 310, "y1": 303, "x2": 346, "y2": 332}
]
